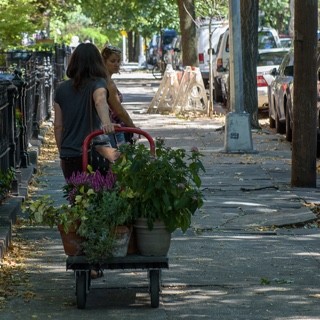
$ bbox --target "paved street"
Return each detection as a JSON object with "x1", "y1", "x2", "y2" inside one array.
[{"x1": 1, "y1": 70, "x2": 320, "y2": 319}]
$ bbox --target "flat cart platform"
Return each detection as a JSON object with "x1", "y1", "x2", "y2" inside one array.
[{"x1": 66, "y1": 254, "x2": 169, "y2": 309}]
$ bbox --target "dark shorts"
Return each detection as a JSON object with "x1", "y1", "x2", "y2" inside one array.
[{"x1": 60, "y1": 156, "x2": 83, "y2": 179}]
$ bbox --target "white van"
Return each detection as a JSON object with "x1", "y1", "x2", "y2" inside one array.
[
  {"x1": 213, "y1": 26, "x2": 282, "y2": 102},
  {"x1": 197, "y1": 19, "x2": 228, "y2": 87}
]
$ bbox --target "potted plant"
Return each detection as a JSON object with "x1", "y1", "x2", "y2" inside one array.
[
  {"x1": 23, "y1": 169, "x2": 133, "y2": 261},
  {"x1": 76, "y1": 187, "x2": 133, "y2": 262},
  {"x1": 111, "y1": 138, "x2": 205, "y2": 256},
  {"x1": 23, "y1": 193, "x2": 88, "y2": 256}
]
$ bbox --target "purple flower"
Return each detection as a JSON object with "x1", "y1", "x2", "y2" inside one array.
[{"x1": 65, "y1": 170, "x2": 116, "y2": 203}]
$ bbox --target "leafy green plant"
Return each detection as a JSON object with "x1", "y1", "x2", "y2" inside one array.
[
  {"x1": 22, "y1": 169, "x2": 132, "y2": 262},
  {"x1": 22, "y1": 187, "x2": 94, "y2": 232},
  {"x1": 77, "y1": 189, "x2": 132, "y2": 262},
  {"x1": 23, "y1": 195, "x2": 63, "y2": 228},
  {"x1": 112, "y1": 138, "x2": 205, "y2": 233},
  {"x1": 0, "y1": 168, "x2": 15, "y2": 201}
]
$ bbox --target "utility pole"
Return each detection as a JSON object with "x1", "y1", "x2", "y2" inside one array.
[{"x1": 224, "y1": 0, "x2": 254, "y2": 153}]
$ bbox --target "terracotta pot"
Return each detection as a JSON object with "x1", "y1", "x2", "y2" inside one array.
[
  {"x1": 134, "y1": 218, "x2": 171, "y2": 256},
  {"x1": 57, "y1": 224, "x2": 85, "y2": 256}
]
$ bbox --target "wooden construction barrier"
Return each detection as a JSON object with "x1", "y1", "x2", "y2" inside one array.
[
  {"x1": 147, "y1": 64, "x2": 181, "y2": 114},
  {"x1": 147, "y1": 66, "x2": 208, "y2": 115},
  {"x1": 173, "y1": 66, "x2": 208, "y2": 114}
]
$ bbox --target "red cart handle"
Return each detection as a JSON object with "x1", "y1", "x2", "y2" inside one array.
[{"x1": 82, "y1": 127, "x2": 155, "y2": 171}]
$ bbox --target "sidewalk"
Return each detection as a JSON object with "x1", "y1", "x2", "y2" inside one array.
[{"x1": 1, "y1": 71, "x2": 320, "y2": 319}]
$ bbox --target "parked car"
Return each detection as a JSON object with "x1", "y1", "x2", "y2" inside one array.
[
  {"x1": 220, "y1": 47, "x2": 289, "y2": 109},
  {"x1": 256, "y1": 48, "x2": 290, "y2": 109},
  {"x1": 147, "y1": 29, "x2": 179, "y2": 67},
  {"x1": 214, "y1": 26, "x2": 282, "y2": 103},
  {"x1": 196, "y1": 19, "x2": 228, "y2": 87},
  {"x1": 268, "y1": 49, "x2": 294, "y2": 136},
  {"x1": 280, "y1": 37, "x2": 292, "y2": 48},
  {"x1": 269, "y1": 49, "x2": 320, "y2": 142}
]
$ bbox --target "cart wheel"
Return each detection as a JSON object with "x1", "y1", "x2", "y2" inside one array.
[
  {"x1": 76, "y1": 271, "x2": 87, "y2": 309},
  {"x1": 149, "y1": 270, "x2": 160, "y2": 308}
]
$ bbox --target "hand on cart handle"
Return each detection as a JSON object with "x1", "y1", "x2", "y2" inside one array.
[
  {"x1": 133, "y1": 126, "x2": 142, "y2": 140},
  {"x1": 102, "y1": 123, "x2": 120, "y2": 134},
  {"x1": 82, "y1": 127, "x2": 155, "y2": 172}
]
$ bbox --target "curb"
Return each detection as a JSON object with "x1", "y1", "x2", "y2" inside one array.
[
  {"x1": 0, "y1": 197, "x2": 21, "y2": 258},
  {"x1": 0, "y1": 165, "x2": 36, "y2": 261},
  {"x1": 0, "y1": 126, "x2": 46, "y2": 262}
]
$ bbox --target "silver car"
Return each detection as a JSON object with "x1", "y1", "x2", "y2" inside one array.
[
  {"x1": 269, "y1": 49, "x2": 320, "y2": 142},
  {"x1": 257, "y1": 48, "x2": 289, "y2": 109},
  {"x1": 268, "y1": 49, "x2": 294, "y2": 135},
  {"x1": 220, "y1": 47, "x2": 289, "y2": 109}
]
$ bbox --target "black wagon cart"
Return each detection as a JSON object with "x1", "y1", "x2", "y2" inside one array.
[
  {"x1": 65, "y1": 127, "x2": 169, "y2": 309},
  {"x1": 66, "y1": 255, "x2": 168, "y2": 309}
]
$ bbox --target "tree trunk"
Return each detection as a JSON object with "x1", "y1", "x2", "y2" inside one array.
[
  {"x1": 177, "y1": 0, "x2": 198, "y2": 67},
  {"x1": 133, "y1": 32, "x2": 139, "y2": 62},
  {"x1": 127, "y1": 31, "x2": 134, "y2": 62},
  {"x1": 291, "y1": 0, "x2": 318, "y2": 187},
  {"x1": 289, "y1": 0, "x2": 294, "y2": 37},
  {"x1": 240, "y1": 0, "x2": 259, "y2": 129}
]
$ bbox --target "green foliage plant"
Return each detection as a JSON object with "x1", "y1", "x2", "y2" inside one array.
[
  {"x1": 0, "y1": 168, "x2": 14, "y2": 202},
  {"x1": 112, "y1": 138, "x2": 205, "y2": 233},
  {"x1": 77, "y1": 189, "x2": 132, "y2": 262},
  {"x1": 259, "y1": 0, "x2": 290, "y2": 34},
  {"x1": 23, "y1": 169, "x2": 133, "y2": 262}
]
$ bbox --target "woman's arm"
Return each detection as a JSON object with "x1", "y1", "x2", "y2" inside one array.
[
  {"x1": 53, "y1": 102, "x2": 63, "y2": 153},
  {"x1": 93, "y1": 87, "x2": 115, "y2": 133},
  {"x1": 107, "y1": 80, "x2": 135, "y2": 127}
]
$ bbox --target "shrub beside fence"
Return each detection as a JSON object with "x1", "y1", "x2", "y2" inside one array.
[{"x1": 0, "y1": 44, "x2": 71, "y2": 201}]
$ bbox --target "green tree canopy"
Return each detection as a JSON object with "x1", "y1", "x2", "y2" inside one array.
[
  {"x1": 81, "y1": 0, "x2": 179, "y2": 39},
  {"x1": 0, "y1": 0, "x2": 296, "y2": 50},
  {"x1": 195, "y1": 0, "x2": 228, "y2": 20},
  {"x1": 259, "y1": 0, "x2": 290, "y2": 34},
  {"x1": 0, "y1": 0, "x2": 40, "y2": 48},
  {"x1": 50, "y1": 6, "x2": 109, "y2": 48},
  {"x1": 0, "y1": 0, "x2": 81, "y2": 48}
]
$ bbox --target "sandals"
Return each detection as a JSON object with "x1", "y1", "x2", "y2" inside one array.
[{"x1": 90, "y1": 268, "x2": 104, "y2": 279}]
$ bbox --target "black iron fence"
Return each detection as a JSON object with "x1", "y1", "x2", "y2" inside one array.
[{"x1": 0, "y1": 44, "x2": 71, "y2": 201}]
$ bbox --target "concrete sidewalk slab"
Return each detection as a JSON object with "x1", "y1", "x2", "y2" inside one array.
[{"x1": 1, "y1": 72, "x2": 320, "y2": 319}]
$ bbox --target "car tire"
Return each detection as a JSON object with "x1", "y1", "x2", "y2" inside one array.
[
  {"x1": 214, "y1": 77, "x2": 223, "y2": 103},
  {"x1": 269, "y1": 99, "x2": 276, "y2": 128},
  {"x1": 269, "y1": 114, "x2": 275, "y2": 129},
  {"x1": 285, "y1": 104, "x2": 292, "y2": 142},
  {"x1": 275, "y1": 111, "x2": 286, "y2": 134}
]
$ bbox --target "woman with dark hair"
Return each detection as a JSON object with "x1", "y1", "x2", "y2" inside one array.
[{"x1": 54, "y1": 43, "x2": 118, "y2": 179}]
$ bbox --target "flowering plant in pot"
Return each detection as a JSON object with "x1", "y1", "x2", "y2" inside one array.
[
  {"x1": 24, "y1": 169, "x2": 117, "y2": 231},
  {"x1": 112, "y1": 138, "x2": 205, "y2": 233},
  {"x1": 23, "y1": 169, "x2": 133, "y2": 261}
]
